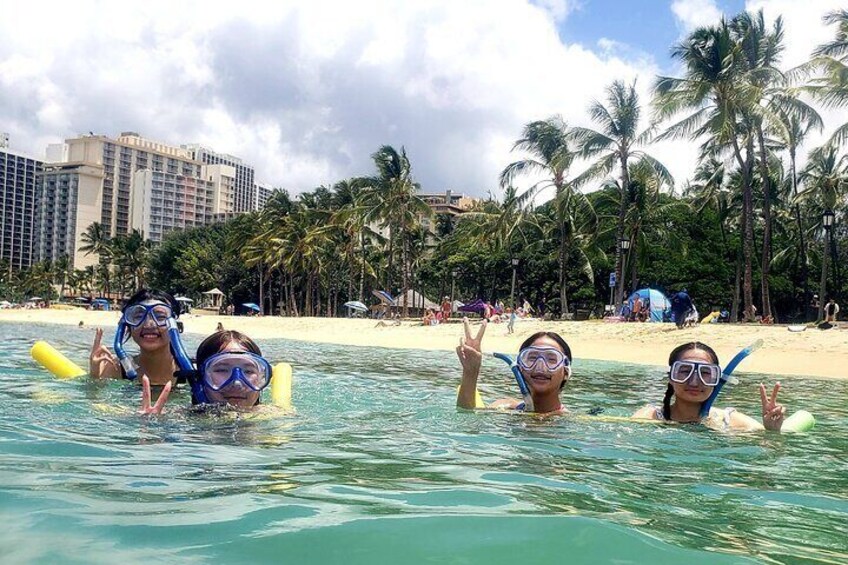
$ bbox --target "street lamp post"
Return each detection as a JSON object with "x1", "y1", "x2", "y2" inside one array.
[
  {"x1": 617, "y1": 238, "x2": 631, "y2": 314},
  {"x1": 510, "y1": 258, "x2": 519, "y2": 308},
  {"x1": 451, "y1": 269, "x2": 458, "y2": 315},
  {"x1": 819, "y1": 210, "x2": 835, "y2": 321}
]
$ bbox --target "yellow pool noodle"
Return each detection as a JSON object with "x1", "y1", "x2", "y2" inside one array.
[
  {"x1": 270, "y1": 362, "x2": 293, "y2": 409},
  {"x1": 31, "y1": 341, "x2": 86, "y2": 379}
]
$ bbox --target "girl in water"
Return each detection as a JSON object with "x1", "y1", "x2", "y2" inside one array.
[
  {"x1": 89, "y1": 289, "x2": 182, "y2": 390},
  {"x1": 138, "y1": 330, "x2": 273, "y2": 415},
  {"x1": 456, "y1": 318, "x2": 571, "y2": 414},
  {"x1": 632, "y1": 341, "x2": 786, "y2": 431}
]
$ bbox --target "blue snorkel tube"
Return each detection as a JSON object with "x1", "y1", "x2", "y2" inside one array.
[
  {"x1": 493, "y1": 352, "x2": 534, "y2": 413},
  {"x1": 699, "y1": 339, "x2": 764, "y2": 418},
  {"x1": 112, "y1": 310, "x2": 196, "y2": 386}
]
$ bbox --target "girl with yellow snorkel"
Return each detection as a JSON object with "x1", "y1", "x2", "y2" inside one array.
[
  {"x1": 457, "y1": 318, "x2": 572, "y2": 414},
  {"x1": 632, "y1": 341, "x2": 807, "y2": 432}
]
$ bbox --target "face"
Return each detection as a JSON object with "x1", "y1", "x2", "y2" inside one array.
[
  {"x1": 669, "y1": 348, "x2": 716, "y2": 403},
  {"x1": 518, "y1": 336, "x2": 569, "y2": 395},
  {"x1": 203, "y1": 341, "x2": 262, "y2": 408},
  {"x1": 128, "y1": 299, "x2": 172, "y2": 353}
]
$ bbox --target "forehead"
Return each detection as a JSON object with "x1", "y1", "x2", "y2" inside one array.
[
  {"x1": 137, "y1": 299, "x2": 169, "y2": 307},
  {"x1": 529, "y1": 336, "x2": 563, "y2": 352},
  {"x1": 220, "y1": 341, "x2": 248, "y2": 353},
  {"x1": 678, "y1": 348, "x2": 715, "y2": 364}
]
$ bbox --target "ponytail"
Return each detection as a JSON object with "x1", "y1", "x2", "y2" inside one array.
[{"x1": 662, "y1": 383, "x2": 674, "y2": 421}]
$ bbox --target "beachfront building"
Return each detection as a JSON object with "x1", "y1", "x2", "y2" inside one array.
[
  {"x1": 60, "y1": 132, "x2": 203, "y2": 239},
  {"x1": 183, "y1": 144, "x2": 257, "y2": 213},
  {"x1": 0, "y1": 142, "x2": 44, "y2": 270},
  {"x1": 131, "y1": 170, "x2": 217, "y2": 243},
  {"x1": 418, "y1": 189, "x2": 478, "y2": 247},
  {"x1": 256, "y1": 181, "x2": 276, "y2": 210},
  {"x1": 35, "y1": 163, "x2": 103, "y2": 269}
]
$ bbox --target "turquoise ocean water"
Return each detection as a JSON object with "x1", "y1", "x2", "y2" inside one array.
[{"x1": 1, "y1": 322, "x2": 847, "y2": 564}]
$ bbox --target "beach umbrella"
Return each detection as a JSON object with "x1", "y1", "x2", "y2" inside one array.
[
  {"x1": 458, "y1": 299, "x2": 486, "y2": 315},
  {"x1": 371, "y1": 290, "x2": 396, "y2": 306},
  {"x1": 343, "y1": 301, "x2": 368, "y2": 312},
  {"x1": 174, "y1": 296, "x2": 194, "y2": 302},
  {"x1": 27, "y1": 296, "x2": 44, "y2": 301},
  {"x1": 242, "y1": 303, "x2": 260, "y2": 311}
]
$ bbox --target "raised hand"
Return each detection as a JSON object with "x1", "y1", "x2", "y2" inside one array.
[
  {"x1": 456, "y1": 317, "x2": 487, "y2": 375},
  {"x1": 759, "y1": 382, "x2": 786, "y2": 431},
  {"x1": 138, "y1": 376, "x2": 172, "y2": 416},
  {"x1": 89, "y1": 328, "x2": 119, "y2": 378}
]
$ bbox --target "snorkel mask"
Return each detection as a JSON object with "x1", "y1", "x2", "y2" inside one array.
[
  {"x1": 492, "y1": 346, "x2": 571, "y2": 412},
  {"x1": 190, "y1": 351, "x2": 272, "y2": 405},
  {"x1": 114, "y1": 300, "x2": 194, "y2": 380}
]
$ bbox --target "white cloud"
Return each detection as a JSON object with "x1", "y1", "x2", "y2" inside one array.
[
  {"x1": 0, "y1": 0, "x2": 844, "y2": 200},
  {"x1": 671, "y1": 0, "x2": 723, "y2": 33}
]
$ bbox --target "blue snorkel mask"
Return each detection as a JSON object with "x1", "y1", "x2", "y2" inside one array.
[
  {"x1": 492, "y1": 347, "x2": 571, "y2": 412},
  {"x1": 113, "y1": 301, "x2": 195, "y2": 381},
  {"x1": 190, "y1": 351, "x2": 272, "y2": 405}
]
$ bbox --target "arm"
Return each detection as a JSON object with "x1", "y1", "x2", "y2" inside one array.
[
  {"x1": 728, "y1": 383, "x2": 787, "y2": 432},
  {"x1": 456, "y1": 318, "x2": 487, "y2": 409},
  {"x1": 89, "y1": 328, "x2": 121, "y2": 379}
]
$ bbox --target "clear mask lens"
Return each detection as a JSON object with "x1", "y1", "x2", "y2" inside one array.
[
  {"x1": 125, "y1": 304, "x2": 173, "y2": 327},
  {"x1": 517, "y1": 347, "x2": 568, "y2": 372},
  {"x1": 670, "y1": 361, "x2": 721, "y2": 386},
  {"x1": 202, "y1": 352, "x2": 271, "y2": 392}
]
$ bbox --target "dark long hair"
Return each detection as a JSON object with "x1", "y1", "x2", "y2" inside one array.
[
  {"x1": 662, "y1": 341, "x2": 720, "y2": 420},
  {"x1": 519, "y1": 331, "x2": 572, "y2": 389},
  {"x1": 123, "y1": 288, "x2": 181, "y2": 317}
]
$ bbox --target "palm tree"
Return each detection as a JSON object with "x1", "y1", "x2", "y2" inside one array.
[
  {"x1": 571, "y1": 80, "x2": 673, "y2": 311},
  {"x1": 360, "y1": 146, "x2": 431, "y2": 317},
  {"x1": 805, "y1": 10, "x2": 848, "y2": 146},
  {"x1": 654, "y1": 21, "x2": 759, "y2": 320},
  {"x1": 78, "y1": 222, "x2": 111, "y2": 260},
  {"x1": 501, "y1": 117, "x2": 596, "y2": 315},
  {"x1": 798, "y1": 146, "x2": 848, "y2": 319}
]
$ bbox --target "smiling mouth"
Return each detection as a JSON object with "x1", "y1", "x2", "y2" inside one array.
[{"x1": 529, "y1": 374, "x2": 551, "y2": 381}]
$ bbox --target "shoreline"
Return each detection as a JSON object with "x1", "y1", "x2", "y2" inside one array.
[{"x1": 2, "y1": 308, "x2": 845, "y2": 379}]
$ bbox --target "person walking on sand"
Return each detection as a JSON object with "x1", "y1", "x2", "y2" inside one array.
[{"x1": 506, "y1": 307, "x2": 516, "y2": 334}]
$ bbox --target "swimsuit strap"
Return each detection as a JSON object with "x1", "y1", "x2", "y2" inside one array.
[{"x1": 653, "y1": 405, "x2": 665, "y2": 420}]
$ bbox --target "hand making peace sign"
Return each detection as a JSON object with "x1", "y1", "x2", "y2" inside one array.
[
  {"x1": 138, "y1": 376, "x2": 172, "y2": 416},
  {"x1": 89, "y1": 328, "x2": 119, "y2": 378},
  {"x1": 456, "y1": 317, "x2": 487, "y2": 375},
  {"x1": 759, "y1": 382, "x2": 786, "y2": 431}
]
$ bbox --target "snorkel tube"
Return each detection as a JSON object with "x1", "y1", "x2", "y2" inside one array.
[
  {"x1": 493, "y1": 352, "x2": 534, "y2": 413},
  {"x1": 113, "y1": 319, "x2": 138, "y2": 379},
  {"x1": 699, "y1": 339, "x2": 763, "y2": 418}
]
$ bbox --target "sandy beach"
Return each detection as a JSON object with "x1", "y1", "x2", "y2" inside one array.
[{"x1": 2, "y1": 308, "x2": 845, "y2": 379}]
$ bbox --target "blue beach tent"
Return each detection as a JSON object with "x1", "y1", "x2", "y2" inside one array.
[{"x1": 625, "y1": 288, "x2": 671, "y2": 322}]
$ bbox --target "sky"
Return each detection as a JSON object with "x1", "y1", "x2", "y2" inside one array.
[{"x1": 0, "y1": 0, "x2": 844, "y2": 198}]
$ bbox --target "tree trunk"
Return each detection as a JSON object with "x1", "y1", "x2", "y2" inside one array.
[
  {"x1": 629, "y1": 232, "x2": 638, "y2": 294},
  {"x1": 559, "y1": 224, "x2": 569, "y2": 317},
  {"x1": 756, "y1": 126, "x2": 773, "y2": 320},
  {"x1": 818, "y1": 231, "x2": 829, "y2": 321},
  {"x1": 257, "y1": 264, "x2": 264, "y2": 316},
  {"x1": 614, "y1": 151, "x2": 630, "y2": 309},
  {"x1": 359, "y1": 230, "x2": 366, "y2": 303},
  {"x1": 731, "y1": 135, "x2": 755, "y2": 322},
  {"x1": 790, "y1": 150, "x2": 810, "y2": 321},
  {"x1": 731, "y1": 249, "x2": 741, "y2": 323},
  {"x1": 402, "y1": 233, "x2": 409, "y2": 318}
]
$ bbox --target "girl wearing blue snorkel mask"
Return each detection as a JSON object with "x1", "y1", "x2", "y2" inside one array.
[
  {"x1": 138, "y1": 330, "x2": 273, "y2": 415},
  {"x1": 457, "y1": 318, "x2": 572, "y2": 414},
  {"x1": 89, "y1": 289, "x2": 182, "y2": 389},
  {"x1": 632, "y1": 342, "x2": 787, "y2": 431}
]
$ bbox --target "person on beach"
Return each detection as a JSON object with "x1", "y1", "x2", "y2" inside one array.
[
  {"x1": 824, "y1": 298, "x2": 839, "y2": 323},
  {"x1": 441, "y1": 296, "x2": 452, "y2": 322},
  {"x1": 671, "y1": 289, "x2": 694, "y2": 329},
  {"x1": 456, "y1": 318, "x2": 571, "y2": 414},
  {"x1": 506, "y1": 307, "x2": 516, "y2": 334},
  {"x1": 89, "y1": 289, "x2": 182, "y2": 390},
  {"x1": 138, "y1": 330, "x2": 274, "y2": 415},
  {"x1": 632, "y1": 341, "x2": 787, "y2": 432}
]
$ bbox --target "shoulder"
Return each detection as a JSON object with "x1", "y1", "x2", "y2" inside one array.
[
  {"x1": 488, "y1": 398, "x2": 524, "y2": 410},
  {"x1": 633, "y1": 404, "x2": 662, "y2": 420}
]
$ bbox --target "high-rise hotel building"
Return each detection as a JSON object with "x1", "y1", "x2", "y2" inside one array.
[
  {"x1": 183, "y1": 144, "x2": 256, "y2": 213},
  {"x1": 37, "y1": 133, "x2": 237, "y2": 267},
  {"x1": 0, "y1": 141, "x2": 44, "y2": 270}
]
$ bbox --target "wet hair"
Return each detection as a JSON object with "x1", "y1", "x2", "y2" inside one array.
[
  {"x1": 519, "y1": 331, "x2": 572, "y2": 389},
  {"x1": 662, "y1": 341, "x2": 720, "y2": 421},
  {"x1": 123, "y1": 288, "x2": 181, "y2": 317},
  {"x1": 196, "y1": 330, "x2": 262, "y2": 367}
]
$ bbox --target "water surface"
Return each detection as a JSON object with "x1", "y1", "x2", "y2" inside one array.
[{"x1": 1, "y1": 323, "x2": 846, "y2": 564}]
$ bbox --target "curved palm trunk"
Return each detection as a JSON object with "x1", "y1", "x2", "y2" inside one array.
[
  {"x1": 359, "y1": 230, "x2": 366, "y2": 303},
  {"x1": 629, "y1": 231, "x2": 639, "y2": 294},
  {"x1": 818, "y1": 232, "x2": 829, "y2": 321},
  {"x1": 559, "y1": 223, "x2": 569, "y2": 316},
  {"x1": 614, "y1": 152, "x2": 630, "y2": 310},
  {"x1": 731, "y1": 135, "x2": 755, "y2": 321},
  {"x1": 756, "y1": 126, "x2": 773, "y2": 320},
  {"x1": 789, "y1": 149, "x2": 810, "y2": 320},
  {"x1": 731, "y1": 250, "x2": 741, "y2": 322},
  {"x1": 402, "y1": 232, "x2": 409, "y2": 318}
]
